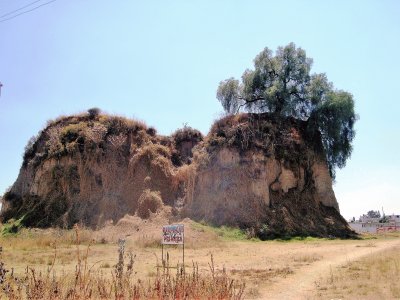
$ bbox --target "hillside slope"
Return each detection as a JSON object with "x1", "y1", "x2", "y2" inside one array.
[{"x1": 1, "y1": 110, "x2": 354, "y2": 238}]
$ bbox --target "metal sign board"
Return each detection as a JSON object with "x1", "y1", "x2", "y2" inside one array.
[{"x1": 162, "y1": 224, "x2": 184, "y2": 245}]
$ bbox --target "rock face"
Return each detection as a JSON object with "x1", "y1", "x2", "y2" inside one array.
[
  {"x1": 1, "y1": 112, "x2": 354, "y2": 238},
  {"x1": 187, "y1": 148, "x2": 345, "y2": 238},
  {"x1": 1, "y1": 114, "x2": 185, "y2": 228},
  {"x1": 185, "y1": 113, "x2": 351, "y2": 238}
]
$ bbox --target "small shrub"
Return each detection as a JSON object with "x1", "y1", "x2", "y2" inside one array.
[
  {"x1": 100, "y1": 262, "x2": 111, "y2": 268},
  {"x1": 146, "y1": 127, "x2": 157, "y2": 136},
  {"x1": 190, "y1": 222, "x2": 252, "y2": 241},
  {"x1": 87, "y1": 107, "x2": 101, "y2": 119},
  {"x1": 22, "y1": 135, "x2": 39, "y2": 166},
  {"x1": 131, "y1": 143, "x2": 172, "y2": 169},
  {"x1": 136, "y1": 189, "x2": 163, "y2": 219},
  {"x1": 1, "y1": 217, "x2": 24, "y2": 236},
  {"x1": 105, "y1": 115, "x2": 147, "y2": 135},
  {"x1": 172, "y1": 125, "x2": 203, "y2": 147}
]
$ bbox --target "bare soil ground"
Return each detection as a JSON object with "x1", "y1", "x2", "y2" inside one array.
[
  {"x1": 261, "y1": 237, "x2": 400, "y2": 299},
  {"x1": 1, "y1": 215, "x2": 399, "y2": 299}
]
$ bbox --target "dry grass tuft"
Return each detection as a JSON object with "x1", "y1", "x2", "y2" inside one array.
[
  {"x1": 135, "y1": 234, "x2": 161, "y2": 248},
  {"x1": 355, "y1": 241, "x2": 376, "y2": 248},
  {"x1": 231, "y1": 266, "x2": 293, "y2": 280},
  {"x1": 292, "y1": 253, "x2": 322, "y2": 264}
]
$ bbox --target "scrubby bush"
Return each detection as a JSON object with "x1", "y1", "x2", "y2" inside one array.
[
  {"x1": 22, "y1": 135, "x2": 39, "y2": 166},
  {"x1": 172, "y1": 125, "x2": 203, "y2": 147},
  {"x1": 60, "y1": 123, "x2": 87, "y2": 144},
  {"x1": 105, "y1": 115, "x2": 147, "y2": 135},
  {"x1": 146, "y1": 127, "x2": 157, "y2": 136},
  {"x1": 0, "y1": 217, "x2": 24, "y2": 236},
  {"x1": 87, "y1": 107, "x2": 101, "y2": 119}
]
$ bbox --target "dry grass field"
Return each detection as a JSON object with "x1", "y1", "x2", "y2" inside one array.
[
  {"x1": 313, "y1": 240, "x2": 400, "y2": 299},
  {"x1": 0, "y1": 216, "x2": 399, "y2": 299}
]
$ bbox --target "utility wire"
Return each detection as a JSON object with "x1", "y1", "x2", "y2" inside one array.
[
  {"x1": 0, "y1": 0, "x2": 43, "y2": 18},
  {"x1": 0, "y1": 0, "x2": 58, "y2": 23}
]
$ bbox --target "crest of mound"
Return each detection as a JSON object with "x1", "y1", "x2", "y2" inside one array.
[{"x1": 1, "y1": 111, "x2": 354, "y2": 239}]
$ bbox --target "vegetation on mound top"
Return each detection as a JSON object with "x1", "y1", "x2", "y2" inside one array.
[
  {"x1": 21, "y1": 108, "x2": 203, "y2": 171},
  {"x1": 217, "y1": 43, "x2": 357, "y2": 178},
  {"x1": 205, "y1": 113, "x2": 313, "y2": 169},
  {"x1": 5, "y1": 102, "x2": 351, "y2": 236},
  {"x1": 22, "y1": 108, "x2": 152, "y2": 168},
  {"x1": 172, "y1": 125, "x2": 203, "y2": 146},
  {"x1": 171, "y1": 125, "x2": 203, "y2": 166}
]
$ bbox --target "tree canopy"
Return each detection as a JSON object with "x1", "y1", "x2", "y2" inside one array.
[
  {"x1": 217, "y1": 43, "x2": 357, "y2": 178},
  {"x1": 366, "y1": 210, "x2": 381, "y2": 219}
]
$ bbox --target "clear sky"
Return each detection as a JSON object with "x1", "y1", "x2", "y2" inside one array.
[{"x1": 0, "y1": 0, "x2": 399, "y2": 220}]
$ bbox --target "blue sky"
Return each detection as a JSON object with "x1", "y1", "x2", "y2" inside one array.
[{"x1": 0, "y1": 0, "x2": 399, "y2": 220}]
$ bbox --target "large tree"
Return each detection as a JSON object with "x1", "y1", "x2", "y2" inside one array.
[{"x1": 217, "y1": 43, "x2": 357, "y2": 178}]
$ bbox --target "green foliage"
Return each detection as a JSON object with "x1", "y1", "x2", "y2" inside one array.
[
  {"x1": 217, "y1": 43, "x2": 357, "y2": 177},
  {"x1": 307, "y1": 90, "x2": 357, "y2": 177},
  {"x1": 1, "y1": 216, "x2": 24, "y2": 236},
  {"x1": 214, "y1": 226, "x2": 249, "y2": 241},
  {"x1": 60, "y1": 123, "x2": 87, "y2": 144},
  {"x1": 1, "y1": 191, "x2": 68, "y2": 228},
  {"x1": 275, "y1": 236, "x2": 329, "y2": 242},
  {"x1": 217, "y1": 43, "x2": 313, "y2": 116},
  {"x1": 190, "y1": 221, "x2": 254, "y2": 241}
]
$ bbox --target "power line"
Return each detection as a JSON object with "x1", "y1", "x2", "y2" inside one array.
[
  {"x1": 0, "y1": 0, "x2": 43, "y2": 18},
  {"x1": 0, "y1": 0, "x2": 58, "y2": 23}
]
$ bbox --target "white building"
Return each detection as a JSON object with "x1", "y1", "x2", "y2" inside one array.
[{"x1": 349, "y1": 213, "x2": 400, "y2": 234}]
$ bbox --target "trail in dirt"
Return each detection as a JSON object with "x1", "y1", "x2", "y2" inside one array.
[{"x1": 259, "y1": 239, "x2": 400, "y2": 299}]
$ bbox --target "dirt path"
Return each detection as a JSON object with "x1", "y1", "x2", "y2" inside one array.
[{"x1": 259, "y1": 239, "x2": 400, "y2": 299}]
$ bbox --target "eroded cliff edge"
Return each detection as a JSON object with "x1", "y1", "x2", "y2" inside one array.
[{"x1": 1, "y1": 111, "x2": 354, "y2": 238}]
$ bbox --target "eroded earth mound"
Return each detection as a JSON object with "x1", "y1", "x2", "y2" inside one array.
[{"x1": 1, "y1": 110, "x2": 354, "y2": 238}]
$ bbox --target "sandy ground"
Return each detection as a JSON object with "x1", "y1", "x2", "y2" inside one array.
[
  {"x1": 1, "y1": 215, "x2": 400, "y2": 299},
  {"x1": 260, "y1": 238, "x2": 400, "y2": 299}
]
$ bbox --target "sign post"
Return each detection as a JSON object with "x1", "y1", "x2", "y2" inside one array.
[{"x1": 161, "y1": 224, "x2": 185, "y2": 272}]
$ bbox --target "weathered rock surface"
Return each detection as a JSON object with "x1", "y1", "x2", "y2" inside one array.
[
  {"x1": 1, "y1": 112, "x2": 354, "y2": 238},
  {"x1": 184, "y1": 113, "x2": 352, "y2": 238}
]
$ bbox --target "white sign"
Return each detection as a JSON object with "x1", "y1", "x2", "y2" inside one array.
[{"x1": 162, "y1": 224, "x2": 184, "y2": 245}]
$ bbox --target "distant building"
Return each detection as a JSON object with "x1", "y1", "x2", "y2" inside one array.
[{"x1": 349, "y1": 213, "x2": 400, "y2": 233}]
